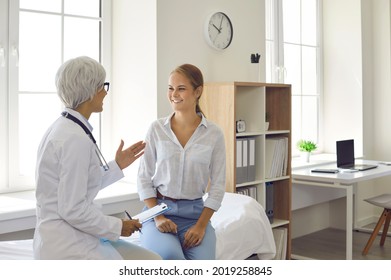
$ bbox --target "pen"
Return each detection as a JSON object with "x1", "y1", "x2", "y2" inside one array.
[{"x1": 124, "y1": 210, "x2": 142, "y2": 234}]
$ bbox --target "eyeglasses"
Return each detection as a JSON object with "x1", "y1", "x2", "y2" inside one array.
[{"x1": 103, "y1": 82, "x2": 110, "y2": 92}]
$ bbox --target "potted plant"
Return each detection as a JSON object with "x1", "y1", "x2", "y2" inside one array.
[{"x1": 297, "y1": 140, "x2": 317, "y2": 162}]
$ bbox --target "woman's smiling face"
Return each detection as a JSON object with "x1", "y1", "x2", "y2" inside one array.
[{"x1": 167, "y1": 72, "x2": 200, "y2": 113}]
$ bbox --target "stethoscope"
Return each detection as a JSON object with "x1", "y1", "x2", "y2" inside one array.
[{"x1": 61, "y1": 111, "x2": 109, "y2": 171}]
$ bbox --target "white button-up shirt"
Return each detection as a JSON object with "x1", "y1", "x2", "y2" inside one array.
[
  {"x1": 34, "y1": 108, "x2": 124, "y2": 259},
  {"x1": 137, "y1": 113, "x2": 226, "y2": 211}
]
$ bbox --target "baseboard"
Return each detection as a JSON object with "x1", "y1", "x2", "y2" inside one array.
[{"x1": 355, "y1": 215, "x2": 378, "y2": 228}]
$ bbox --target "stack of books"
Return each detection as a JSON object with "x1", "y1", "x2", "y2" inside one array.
[
  {"x1": 265, "y1": 137, "x2": 288, "y2": 178},
  {"x1": 236, "y1": 186, "x2": 257, "y2": 200}
]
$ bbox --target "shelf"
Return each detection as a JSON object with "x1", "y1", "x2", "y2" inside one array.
[
  {"x1": 266, "y1": 130, "x2": 290, "y2": 135},
  {"x1": 235, "y1": 130, "x2": 290, "y2": 137},
  {"x1": 200, "y1": 81, "x2": 292, "y2": 259},
  {"x1": 236, "y1": 180, "x2": 264, "y2": 188},
  {"x1": 236, "y1": 176, "x2": 290, "y2": 187},
  {"x1": 236, "y1": 131, "x2": 264, "y2": 137},
  {"x1": 265, "y1": 176, "x2": 290, "y2": 183},
  {"x1": 271, "y1": 218, "x2": 290, "y2": 228}
]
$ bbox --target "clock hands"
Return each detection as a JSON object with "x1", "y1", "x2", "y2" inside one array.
[
  {"x1": 211, "y1": 16, "x2": 227, "y2": 44},
  {"x1": 212, "y1": 24, "x2": 221, "y2": 33},
  {"x1": 219, "y1": 14, "x2": 224, "y2": 30},
  {"x1": 210, "y1": 13, "x2": 227, "y2": 39}
]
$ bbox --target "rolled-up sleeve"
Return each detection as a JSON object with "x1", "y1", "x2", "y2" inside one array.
[
  {"x1": 137, "y1": 126, "x2": 158, "y2": 200},
  {"x1": 204, "y1": 129, "x2": 226, "y2": 211}
]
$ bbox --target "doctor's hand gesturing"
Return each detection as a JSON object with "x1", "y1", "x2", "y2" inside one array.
[{"x1": 115, "y1": 140, "x2": 146, "y2": 170}]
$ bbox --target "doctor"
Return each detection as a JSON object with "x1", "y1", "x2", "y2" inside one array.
[{"x1": 33, "y1": 56, "x2": 160, "y2": 260}]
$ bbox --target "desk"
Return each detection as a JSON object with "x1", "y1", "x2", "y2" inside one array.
[{"x1": 292, "y1": 159, "x2": 391, "y2": 260}]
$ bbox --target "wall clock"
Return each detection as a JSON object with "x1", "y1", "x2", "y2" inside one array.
[{"x1": 205, "y1": 12, "x2": 233, "y2": 50}]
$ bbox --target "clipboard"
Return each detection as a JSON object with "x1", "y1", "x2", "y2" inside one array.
[{"x1": 133, "y1": 203, "x2": 171, "y2": 223}]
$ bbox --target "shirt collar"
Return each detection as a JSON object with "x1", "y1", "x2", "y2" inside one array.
[{"x1": 164, "y1": 112, "x2": 208, "y2": 128}]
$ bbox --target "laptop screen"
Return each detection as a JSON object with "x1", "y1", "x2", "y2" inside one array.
[{"x1": 336, "y1": 139, "x2": 355, "y2": 167}]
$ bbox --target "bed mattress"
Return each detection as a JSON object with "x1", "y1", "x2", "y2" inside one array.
[{"x1": 0, "y1": 192, "x2": 276, "y2": 260}]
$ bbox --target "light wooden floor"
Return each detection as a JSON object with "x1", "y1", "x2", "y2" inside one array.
[{"x1": 292, "y1": 225, "x2": 391, "y2": 260}]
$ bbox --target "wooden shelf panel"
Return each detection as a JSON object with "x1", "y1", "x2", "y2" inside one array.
[{"x1": 201, "y1": 81, "x2": 292, "y2": 258}]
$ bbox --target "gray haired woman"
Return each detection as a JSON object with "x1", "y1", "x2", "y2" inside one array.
[{"x1": 33, "y1": 56, "x2": 160, "y2": 260}]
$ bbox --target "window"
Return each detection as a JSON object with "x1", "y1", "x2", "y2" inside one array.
[
  {"x1": 0, "y1": 0, "x2": 111, "y2": 193},
  {"x1": 266, "y1": 0, "x2": 321, "y2": 156}
]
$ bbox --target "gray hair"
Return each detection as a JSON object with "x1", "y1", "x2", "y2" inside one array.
[{"x1": 55, "y1": 56, "x2": 106, "y2": 109}]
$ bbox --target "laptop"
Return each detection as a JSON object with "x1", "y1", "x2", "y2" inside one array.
[{"x1": 336, "y1": 139, "x2": 377, "y2": 171}]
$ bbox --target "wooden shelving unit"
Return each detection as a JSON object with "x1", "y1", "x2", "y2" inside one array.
[{"x1": 200, "y1": 81, "x2": 292, "y2": 259}]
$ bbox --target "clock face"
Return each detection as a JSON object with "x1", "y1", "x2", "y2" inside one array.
[{"x1": 205, "y1": 12, "x2": 233, "y2": 50}]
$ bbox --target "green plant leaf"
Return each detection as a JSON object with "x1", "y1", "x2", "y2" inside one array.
[{"x1": 297, "y1": 140, "x2": 317, "y2": 152}]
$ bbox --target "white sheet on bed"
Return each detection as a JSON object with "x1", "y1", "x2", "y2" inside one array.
[
  {"x1": 211, "y1": 192, "x2": 276, "y2": 260},
  {"x1": 0, "y1": 239, "x2": 34, "y2": 260},
  {"x1": 0, "y1": 193, "x2": 275, "y2": 260}
]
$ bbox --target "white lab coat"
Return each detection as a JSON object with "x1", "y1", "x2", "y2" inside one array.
[{"x1": 33, "y1": 109, "x2": 124, "y2": 259}]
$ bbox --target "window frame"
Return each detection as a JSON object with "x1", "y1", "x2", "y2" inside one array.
[
  {"x1": 0, "y1": 0, "x2": 9, "y2": 191},
  {"x1": 0, "y1": 0, "x2": 112, "y2": 194},
  {"x1": 266, "y1": 0, "x2": 323, "y2": 156}
]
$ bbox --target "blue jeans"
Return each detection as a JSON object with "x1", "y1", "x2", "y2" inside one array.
[{"x1": 140, "y1": 198, "x2": 216, "y2": 260}]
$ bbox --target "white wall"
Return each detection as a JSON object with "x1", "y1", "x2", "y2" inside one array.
[
  {"x1": 156, "y1": 0, "x2": 265, "y2": 117},
  {"x1": 112, "y1": 0, "x2": 265, "y2": 181},
  {"x1": 322, "y1": 0, "x2": 363, "y2": 154},
  {"x1": 372, "y1": 1, "x2": 391, "y2": 169},
  {"x1": 369, "y1": 0, "x2": 391, "y2": 219},
  {"x1": 112, "y1": 0, "x2": 158, "y2": 182}
]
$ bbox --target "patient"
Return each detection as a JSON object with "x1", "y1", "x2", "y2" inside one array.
[
  {"x1": 33, "y1": 56, "x2": 160, "y2": 260},
  {"x1": 137, "y1": 64, "x2": 226, "y2": 259}
]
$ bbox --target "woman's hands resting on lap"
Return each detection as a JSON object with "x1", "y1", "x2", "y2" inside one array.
[
  {"x1": 154, "y1": 215, "x2": 178, "y2": 233},
  {"x1": 154, "y1": 215, "x2": 205, "y2": 249}
]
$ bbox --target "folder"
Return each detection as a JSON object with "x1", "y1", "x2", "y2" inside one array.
[
  {"x1": 265, "y1": 137, "x2": 288, "y2": 178},
  {"x1": 243, "y1": 138, "x2": 248, "y2": 177},
  {"x1": 266, "y1": 182, "x2": 274, "y2": 223},
  {"x1": 282, "y1": 137, "x2": 288, "y2": 176},
  {"x1": 272, "y1": 227, "x2": 288, "y2": 260},
  {"x1": 247, "y1": 137, "x2": 256, "y2": 182},
  {"x1": 265, "y1": 139, "x2": 278, "y2": 178},
  {"x1": 248, "y1": 186, "x2": 257, "y2": 200},
  {"x1": 236, "y1": 138, "x2": 247, "y2": 183}
]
